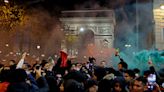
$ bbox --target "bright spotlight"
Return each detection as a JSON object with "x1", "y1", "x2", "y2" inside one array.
[
  {"x1": 125, "y1": 44, "x2": 128, "y2": 47},
  {"x1": 128, "y1": 44, "x2": 131, "y2": 47},
  {"x1": 5, "y1": 44, "x2": 9, "y2": 47},
  {"x1": 80, "y1": 28, "x2": 84, "y2": 32},
  {"x1": 160, "y1": 5, "x2": 164, "y2": 10},
  {"x1": 125, "y1": 44, "x2": 131, "y2": 48},
  {"x1": 4, "y1": 0, "x2": 9, "y2": 3},
  {"x1": 37, "y1": 45, "x2": 40, "y2": 49}
]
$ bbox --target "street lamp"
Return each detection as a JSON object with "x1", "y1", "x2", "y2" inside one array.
[
  {"x1": 36, "y1": 45, "x2": 40, "y2": 49},
  {"x1": 36, "y1": 45, "x2": 41, "y2": 57},
  {"x1": 5, "y1": 44, "x2": 9, "y2": 47},
  {"x1": 41, "y1": 54, "x2": 45, "y2": 57}
]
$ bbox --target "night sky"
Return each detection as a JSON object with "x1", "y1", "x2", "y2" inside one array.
[{"x1": 13, "y1": 0, "x2": 137, "y2": 10}]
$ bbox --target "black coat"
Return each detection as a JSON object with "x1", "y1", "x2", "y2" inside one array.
[
  {"x1": 7, "y1": 82, "x2": 35, "y2": 92},
  {"x1": 7, "y1": 77, "x2": 49, "y2": 92}
]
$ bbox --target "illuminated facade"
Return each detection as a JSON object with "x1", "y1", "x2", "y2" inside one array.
[
  {"x1": 60, "y1": 10, "x2": 115, "y2": 58},
  {"x1": 154, "y1": 0, "x2": 164, "y2": 50}
]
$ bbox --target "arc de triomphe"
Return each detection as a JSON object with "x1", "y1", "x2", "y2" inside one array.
[{"x1": 60, "y1": 10, "x2": 116, "y2": 59}]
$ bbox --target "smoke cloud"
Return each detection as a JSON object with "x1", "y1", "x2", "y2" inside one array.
[
  {"x1": 0, "y1": 0, "x2": 163, "y2": 71},
  {"x1": 0, "y1": 7, "x2": 64, "y2": 63},
  {"x1": 71, "y1": 0, "x2": 163, "y2": 71}
]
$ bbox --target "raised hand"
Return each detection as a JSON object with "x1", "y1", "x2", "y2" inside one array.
[{"x1": 22, "y1": 52, "x2": 27, "y2": 59}]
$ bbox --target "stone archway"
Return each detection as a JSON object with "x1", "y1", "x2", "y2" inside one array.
[
  {"x1": 60, "y1": 10, "x2": 116, "y2": 60},
  {"x1": 78, "y1": 29, "x2": 95, "y2": 57},
  {"x1": 79, "y1": 29, "x2": 94, "y2": 48}
]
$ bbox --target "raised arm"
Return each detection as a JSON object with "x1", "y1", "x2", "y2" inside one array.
[{"x1": 16, "y1": 52, "x2": 27, "y2": 69}]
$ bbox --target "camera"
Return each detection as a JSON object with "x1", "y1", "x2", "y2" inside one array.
[{"x1": 147, "y1": 74, "x2": 156, "y2": 90}]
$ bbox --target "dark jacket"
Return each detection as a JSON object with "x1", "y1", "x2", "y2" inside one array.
[
  {"x1": 7, "y1": 82, "x2": 32, "y2": 92},
  {"x1": 7, "y1": 77, "x2": 49, "y2": 92}
]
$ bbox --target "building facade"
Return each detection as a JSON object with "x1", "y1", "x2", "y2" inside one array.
[
  {"x1": 60, "y1": 10, "x2": 115, "y2": 59},
  {"x1": 154, "y1": 0, "x2": 164, "y2": 50}
]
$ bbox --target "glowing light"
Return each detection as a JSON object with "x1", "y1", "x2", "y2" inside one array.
[
  {"x1": 83, "y1": 56, "x2": 87, "y2": 58},
  {"x1": 4, "y1": 0, "x2": 9, "y2": 3},
  {"x1": 16, "y1": 52, "x2": 21, "y2": 55},
  {"x1": 18, "y1": 53, "x2": 21, "y2": 55},
  {"x1": 37, "y1": 45, "x2": 40, "y2": 49},
  {"x1": 125, "y1": 44, "x2": 131, "y2": 48},
  {"x1": 75, "y1": 51, "x2": 78, "y2": 55},
  {"x1": 9, "y1": 52, "x2": 13, "y2": 54},
  {"x1": 80, "y1": 28, "x2": 84, "y2": 32},
  {"x1": 5, "y1": 44, "x2": 9, "y2": 47},
  {"x1": 54, "y1": 55, "x2": 58, "y2": 58},
  {"x1": 0, "y1": 51, "x2": 2, "y2": 54},
  {"x1": 160, "y1": 5, "x2": 164, "y2": 10},
  {"x1": 41, "y1": 54, "x2": 45, "y2": 57},
  {"x1": 2, "y1": 59, "x2": 6, "y2": 62}
]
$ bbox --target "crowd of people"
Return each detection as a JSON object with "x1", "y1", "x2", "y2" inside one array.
[{"x1": 0, "y1": 52, "x2": 164, "y2": 92}]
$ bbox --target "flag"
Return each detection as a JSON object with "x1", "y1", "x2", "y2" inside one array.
[{"x1": 60, "y1": 51, "x2": 68, "y2": 67}]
